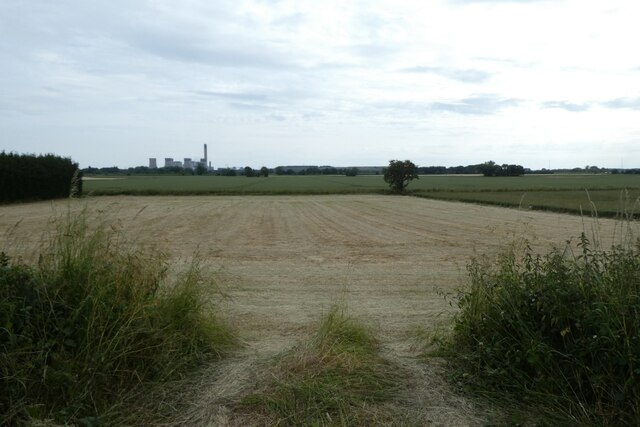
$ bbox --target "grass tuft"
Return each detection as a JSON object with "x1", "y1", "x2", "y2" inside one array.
[
  {"x1": 443, "y1": 234, "x2": 640, "y2": 425},
  {"x1": 0, "y1": 209, "x2": 235, "y2": 425},
  {"x1": 243, "y1": 305, "x2": 399, "y2": 425}
]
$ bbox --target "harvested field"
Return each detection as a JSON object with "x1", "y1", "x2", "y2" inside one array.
[{"x1": 0, "y1": 195, "x2": 632, "y2": 424}]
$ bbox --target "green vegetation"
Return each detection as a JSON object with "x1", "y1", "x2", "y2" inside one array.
[
  {"x1": 0, "y1": 210, "x2": 235, "y2": 425},
  {"x1": 243, "y1": 305, "x2": 399, "y2": 425},
  {"x1": 82, "y1": 173, "x2": 640, "y2": 195},
  {"x1": 383, "y1": 159, "x2": 419, "y2": 192},
  {"x1": 420, "y1": 189, "x2": 640, "y2": 217},
  {"x1": 345, "y1": 167, "x2": 359, "y2": 177},
  {"x1": 83, "y1": 174, "x2": 387, "y2": 195},
  {"x1": 82, "y1": 174, "x2": 640, "y2": 217},
  {"x1": 442, "y1": 234, "x2": 640, "y2": 425},
  {"x1": 1, "y1": 152, "x2": 81, "y2": 203},
  {"x1": 478, "y1": 160, "x2": 525, "y2": 177}
]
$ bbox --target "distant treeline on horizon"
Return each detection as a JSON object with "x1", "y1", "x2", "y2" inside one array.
[{"x1": 81, "y1": 163, "x2": 640, "y2": 176}]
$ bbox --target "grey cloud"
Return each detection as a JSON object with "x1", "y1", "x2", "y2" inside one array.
[
  {"x1": 191, "y1": 86, "x2": 313, "y2": 112},
  {"x1": 452, "y1": 0, "x2": 547, "y2": 3},
  {"x1": 267, "y1": 114, "x2": 286, "y2": 121},
  {"x1": 349, "y1": 43, "x2": 398, "y2": 59},
  {"x1": 130, "y1": 31, "x2": 289, "y2": 69},
  {"x1": 431, "y1": 95, "x2": 520, "y2": 115},
  {"x1": 403, "y1": 66, "x2": 490, "y2": 83},
  {"x1": 302, "y1": 112, "x2": 326, "y2": 119},
  {"x1": 192, "y1": 91, "x2": 268, "y2": 102},
  {"x1": 602, "y1": 98, "x2": 640, "y2": 110},
  {"x1": 273, "y1": 13, "x2": 306, "y2": 29},
  {"x1": 543, "y1": 101, "x2": 590, "y2": 112},
  {"x1": 228, "y1": 102, "x2": 268, "y2": 111}
]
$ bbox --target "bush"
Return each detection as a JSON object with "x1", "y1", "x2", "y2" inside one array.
[
  {"x1": 0, "y1": 152, "x2": 81, "y2": 203},
  {"x1": 445, "y1": 235, "x2": 640, "y2": 424},
  {"x1": 0, "y1": 210, "x2": 235, "y2": 425},
  {"x1": 345, "y1": 167, "x2": 358, "y2": 177}
]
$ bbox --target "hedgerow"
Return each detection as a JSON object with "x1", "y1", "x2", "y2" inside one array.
[
  {"x1": 446, "y1": 234, "x2": 640, "y2": 425},
  {"x1": 0, "y1": 152, "x2": 81, "y2": 202},
  {"x1": 0, "y1": 210, "x2": 234, "y2": 425}
]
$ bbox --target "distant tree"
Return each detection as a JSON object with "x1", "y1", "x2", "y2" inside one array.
[
  {"x1": 130, "y1": 166, "x2": 150, "y2": 174},
  {"x1": 82, "y1": 166, "x2": 100, "y2": 175},
  {"x1": 195, "y1": 164, "x2": 206, "y2": 175},
  {"x1": 383, "y1": 160, "x2": 419, "y2": 192},
  {"x1": 98, "y1": 166, "x2": 122, "y2": 175},
  {"x1": 244, "y1": 166, "x2": 255, "y2": 177},
  {"x1": 479, "y1": 161, "x2": 524, "y2": 177},
  {"x1": 504, "y1": 164, "x2": 525, "y2": 176},
  {"x1": 275, "y1": 166, "x2": 285, "y2": 175},
  {"x1": 299, "y1": 166, "x2": 321, "y2": 175},
  {"x1": 322, "y1": 167, "x2": 338, "y2": 175},
  {"x1": 221, "y1": 168, "x2": 237, "y2": 176},
  {"x1": 479, "y1": 160, "x2": 500, "y2": 177},
  {"x1": 260, "y1": 166, "x2": 269, "y2": 177},
  {"x1": 345, "y1": 167, "x2": 358, "y2": 177}
]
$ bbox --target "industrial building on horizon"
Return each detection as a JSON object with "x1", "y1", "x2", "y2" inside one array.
[{"x1": 149, "y1": 144, "x2": 211, "y2": 171}]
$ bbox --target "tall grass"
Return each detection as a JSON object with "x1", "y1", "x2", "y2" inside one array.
[
  {"x1": 243, "y1": 305, "x2": 399, "y2": 425},
  {"x1": 444, "y1": 234, "x2": 640, "y2": 425},
  {"x1": 0, "y1": 210, "x2": 235, "y2": 425}
]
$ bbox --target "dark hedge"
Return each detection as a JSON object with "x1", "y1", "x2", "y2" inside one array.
[{"x1": 0, "y1": 152, "x2": 81, "y2": 203}]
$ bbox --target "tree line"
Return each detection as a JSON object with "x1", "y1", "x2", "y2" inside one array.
[
  {"x1": 83, "y1": 165, "x2": 208, "y2": 175},
  {"x1": 82, "y1": 162, "x2": 634, "y2": 178},
  {"x1": 1, "y1": 152, "x2": 81, "y2": 203},
  {"x1": 274, "y1": 166, "x2": 359, "y2": 176},
  {"x1": 477, "y1": 161, "x2": 525, "y2": 177}
]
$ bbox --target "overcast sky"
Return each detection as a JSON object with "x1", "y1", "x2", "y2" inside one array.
[{"x1": 2, "y1": 0, "x2": 640, "y2": 169}]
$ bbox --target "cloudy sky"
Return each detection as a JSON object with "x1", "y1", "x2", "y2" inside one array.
[{"x1": 1, "y1": 0, "x2": 640, "y2": 169}]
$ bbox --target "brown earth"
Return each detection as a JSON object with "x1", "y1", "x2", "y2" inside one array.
[{"x1": 0, "y1": 195, "x2": 632, "y2": 425}]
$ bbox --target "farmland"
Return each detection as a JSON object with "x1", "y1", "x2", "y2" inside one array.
[
  {"x1": 83, "y1": 174, "x2": 640, "y2": 216},
  {"x1": 0, "y1": 195, "x2": 633, "y2": 424}
]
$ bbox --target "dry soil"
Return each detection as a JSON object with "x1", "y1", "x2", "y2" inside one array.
[{"x1": 0, "y1": 195, "x2": 631, "y2": 425}]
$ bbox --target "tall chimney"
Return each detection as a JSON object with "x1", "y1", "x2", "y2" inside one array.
[{"x1": 204, "y1": 144, "x2": 208, "y2": 167}]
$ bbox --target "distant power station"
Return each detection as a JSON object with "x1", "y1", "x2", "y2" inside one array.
[{"x1": 149, "y1": 144, "x2": 211, "y2": 171}]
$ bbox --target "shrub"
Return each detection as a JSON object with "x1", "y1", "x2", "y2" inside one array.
[
  {"x1": 445, "y1": 235, "x2": 640, "y2": 424},
  {"x1": 0, "y1": 210, "x2": 234, "y2": 425},
  {"x1": 0, "y1": 152, "x2": 81, "y2": 203}
]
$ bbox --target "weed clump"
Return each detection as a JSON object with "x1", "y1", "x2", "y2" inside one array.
[
  {"x1": 244, "y1": 305, "x2": 399, "y2": 425},
  {"x1": 446, "y1": 234, "x2": 640, "y2": 424},
  {"x1": 0, "y1": 211, "x2": 235, "y2": 425}
]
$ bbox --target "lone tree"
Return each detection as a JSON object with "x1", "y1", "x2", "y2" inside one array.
[
  {"x1": 260, "y1": 166, "x2": 269, "y2": 177},
  {"x1": 383, "y1": 160, "x2": 419, "y2": 192}
]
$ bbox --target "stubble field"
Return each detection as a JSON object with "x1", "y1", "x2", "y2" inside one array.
[{"x1": 0, "y1": 195, "x2": 630, "y2": 424}]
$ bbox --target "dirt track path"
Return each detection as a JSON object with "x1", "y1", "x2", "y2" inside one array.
[{"x1": 0, "y1": 195, "x2": 630, "y2": 424}]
